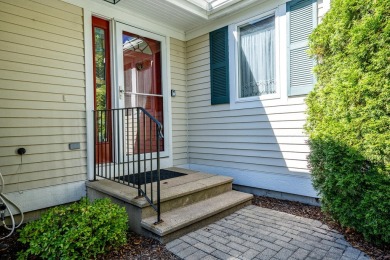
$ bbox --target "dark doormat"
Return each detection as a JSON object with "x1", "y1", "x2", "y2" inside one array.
[{"x1": 117, "y1": 169, "x2": 186, "y2": 185}]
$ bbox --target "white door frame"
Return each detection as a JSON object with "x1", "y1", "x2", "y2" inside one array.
[
  {"x1": 82, "y1": 9, "x2": 174, "y2": 179},
  {"x1": 114, "y1": 21, "x2": 171, "y2": 160}
]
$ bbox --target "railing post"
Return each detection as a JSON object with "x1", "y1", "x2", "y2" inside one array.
[
  {"x1": 112, "y1": 109, "x2": 115, "y2": 180},
  {"x1": 137, "y1": 108, "x2": 141, "y2": 197},
  {"x1": 126, "y1": 108, "x2": 130, "y2": 186},
  {"x1": 143, "y1": 113, "x2": 146, "y2": 196},
  {"x1": 156, "y1": 124, "x2": 161, "y2": 224},
  {"x1": 122, "y1": 109, "x2": 125, "y2": 184},
  {"x1": 93, "y1": 110, "x2": 96, "y2": 181},
  {"x1": 150, "y1": 117, "x2": 153, "y2": 203},
  {"x1": 132, "y1": 108, "x2": 135, "y2": 187},
  {"x1": 107, "y1": 110, "x2": 111, "y2": 180}
]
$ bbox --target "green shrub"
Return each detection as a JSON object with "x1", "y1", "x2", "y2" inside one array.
[
  {"x1": 18, "y1": 198, "x2": 128, "y2": 259},
  {"x1": 306, "y1": 0, "x2": 390, "y2": 244}
]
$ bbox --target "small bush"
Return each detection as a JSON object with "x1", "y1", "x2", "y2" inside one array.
[
  {"x1": 306, "y1": 0, "x2": 390, "y2": 244},
  {"x1": 18, "y1": 198, "x2": 128, "y2": 259}
]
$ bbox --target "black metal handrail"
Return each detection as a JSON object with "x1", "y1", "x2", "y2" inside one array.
[{"x1": 93, "y1": 107, "x2": 164, "y2": 223}]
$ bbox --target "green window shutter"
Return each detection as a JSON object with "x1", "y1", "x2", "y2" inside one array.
[
  {"x1": 287, "y1": 0, "x2": 317, "y2": 96},
  {"x1": 209, "y1": 26, "x2": 230, "y2": 105}
]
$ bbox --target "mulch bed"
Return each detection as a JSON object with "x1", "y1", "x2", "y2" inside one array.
[
  {"x1": 1, "y1": 196, "x2": 388, "y2": 259},
  {"x1": 0, "y1": 225, "x2": 28, "y2": 260},
  {"x1": 252, "y1": 195, "x2": 390, "y2": 260},
  {"x1": 96, "y1": 232, "x2": 179, "y2": 260},
  {"x1": 0, "y1": 227, "x2": 178, "y2": 260}
]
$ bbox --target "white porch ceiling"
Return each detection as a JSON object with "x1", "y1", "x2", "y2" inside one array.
[
  {"x1": 115, "y1": 0, "x2": 207, "y2": 32},
  {"x1": 102, "y1": 0, "x2": 264, "y2": 33}
]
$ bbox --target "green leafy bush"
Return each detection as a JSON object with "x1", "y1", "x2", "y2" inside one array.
[
  {"x1": 306, "y1": 0, "x2": 390, "y2": 244},
  {"x1": 18, "y1": 198, "x2": 128, "y2": 259}
]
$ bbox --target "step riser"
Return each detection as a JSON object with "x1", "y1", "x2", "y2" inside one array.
[
  {"x1": 86, "y1": 168, "x2": 252, "y2": 244},
  {"x1": 142, "y1": 182, "x2": 232, "y2": 218},
  {"x1": 87, "y1": 181, "x2": 233, "y2": 234},
  {"x1": 145, "y1": 200, "x2": 252, "y2": 243}
]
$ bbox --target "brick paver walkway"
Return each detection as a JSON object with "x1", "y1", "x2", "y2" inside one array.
[{"x1": 166, "y1": 205, "x2": 369, "y2": 260}]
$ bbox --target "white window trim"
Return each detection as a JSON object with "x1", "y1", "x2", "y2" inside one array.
[{"x1": 229, "y1": 5, "x2": 287, "y2": 110}]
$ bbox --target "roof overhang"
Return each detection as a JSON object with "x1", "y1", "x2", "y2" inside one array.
[{"x1": 88, "y1": 0, "x2": 271, "y2": 40}]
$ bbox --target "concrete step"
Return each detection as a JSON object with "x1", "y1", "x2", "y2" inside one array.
[
  {"x1": 87, "y1": 168, "x2": 233, "y2": 218},
  {"x1": 141, "y1": 190, "x2": 253, "y2": 243}
]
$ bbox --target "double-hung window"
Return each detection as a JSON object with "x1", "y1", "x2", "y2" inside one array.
[
  {"x1": 229, "y1": 9, "x2": 282, "y2": 107},
  {"x1": 238, "y1": 15, "x2": 276, "y2": 98},
  {"x1": 209, "y1": 0, "x2": 321, "y2": 107},
  {"x1": 209, "y1": 9, "x2": 282, "y2": 107}
]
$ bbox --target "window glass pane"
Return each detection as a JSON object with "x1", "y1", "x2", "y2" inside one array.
[
  {"x1": 95, "y1": 27, "x2": 107, "y2": 110},
  {"x1": 239, "y1": 16, "x2": 275, "y2": 98},
  {"x1": 122, "y1": 32, "x2": 162, "y2": 95},
  {"x1": 122, "y1": 32, "x2": 164, "y2": 153},
  {"x1": 123, "y1": 96, "x2": 164, "y2": 154},
  {"x1": 94, "y1": 26, "x2": 110, "y2": 149}
]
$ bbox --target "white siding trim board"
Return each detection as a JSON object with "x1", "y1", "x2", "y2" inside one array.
[
  {"x1": 182, "y1": 164, "x2": 316, "y2": 198},
  {"x1": 4, "y1": 181, "x2": 86, "y2": 214}
]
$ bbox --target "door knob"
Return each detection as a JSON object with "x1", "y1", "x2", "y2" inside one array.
[{"x1": 119, "y1": 86, "x2": 124, "y2": 99}]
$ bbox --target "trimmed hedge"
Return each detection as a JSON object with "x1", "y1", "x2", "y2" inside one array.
[
  {"x1": 18, "y1": 198, "x2": 128, "y2": 259},
  {"x1": 306, "y1": 0, "x2": 390, "y2": 244}
]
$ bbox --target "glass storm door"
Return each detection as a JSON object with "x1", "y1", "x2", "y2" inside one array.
[
  {"x1": 93, "y1": 17, "x2": 112, "y2": 163},
  {"x1": 120, "y1": 29, "x2": 164, "y2": 154}
]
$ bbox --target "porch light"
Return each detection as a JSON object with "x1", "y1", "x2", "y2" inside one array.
[{"x1": 104, "y1": 0, "x2": 121, "y2": 4}]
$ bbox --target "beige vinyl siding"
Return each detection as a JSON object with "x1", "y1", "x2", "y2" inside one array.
[
  {"x1": 0, "y1": 0, "x2": 86, "y2": 193},
  {"x1": 170, "y1": 38, "x2": 188, "y2": 165},
  {"x1": 186, "y1": 34, "x2": 310, "y2": 176}
]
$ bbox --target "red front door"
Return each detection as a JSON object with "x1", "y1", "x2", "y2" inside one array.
[{"x1": 93, "y1": 17, "x2": 112, "y2": 163}]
